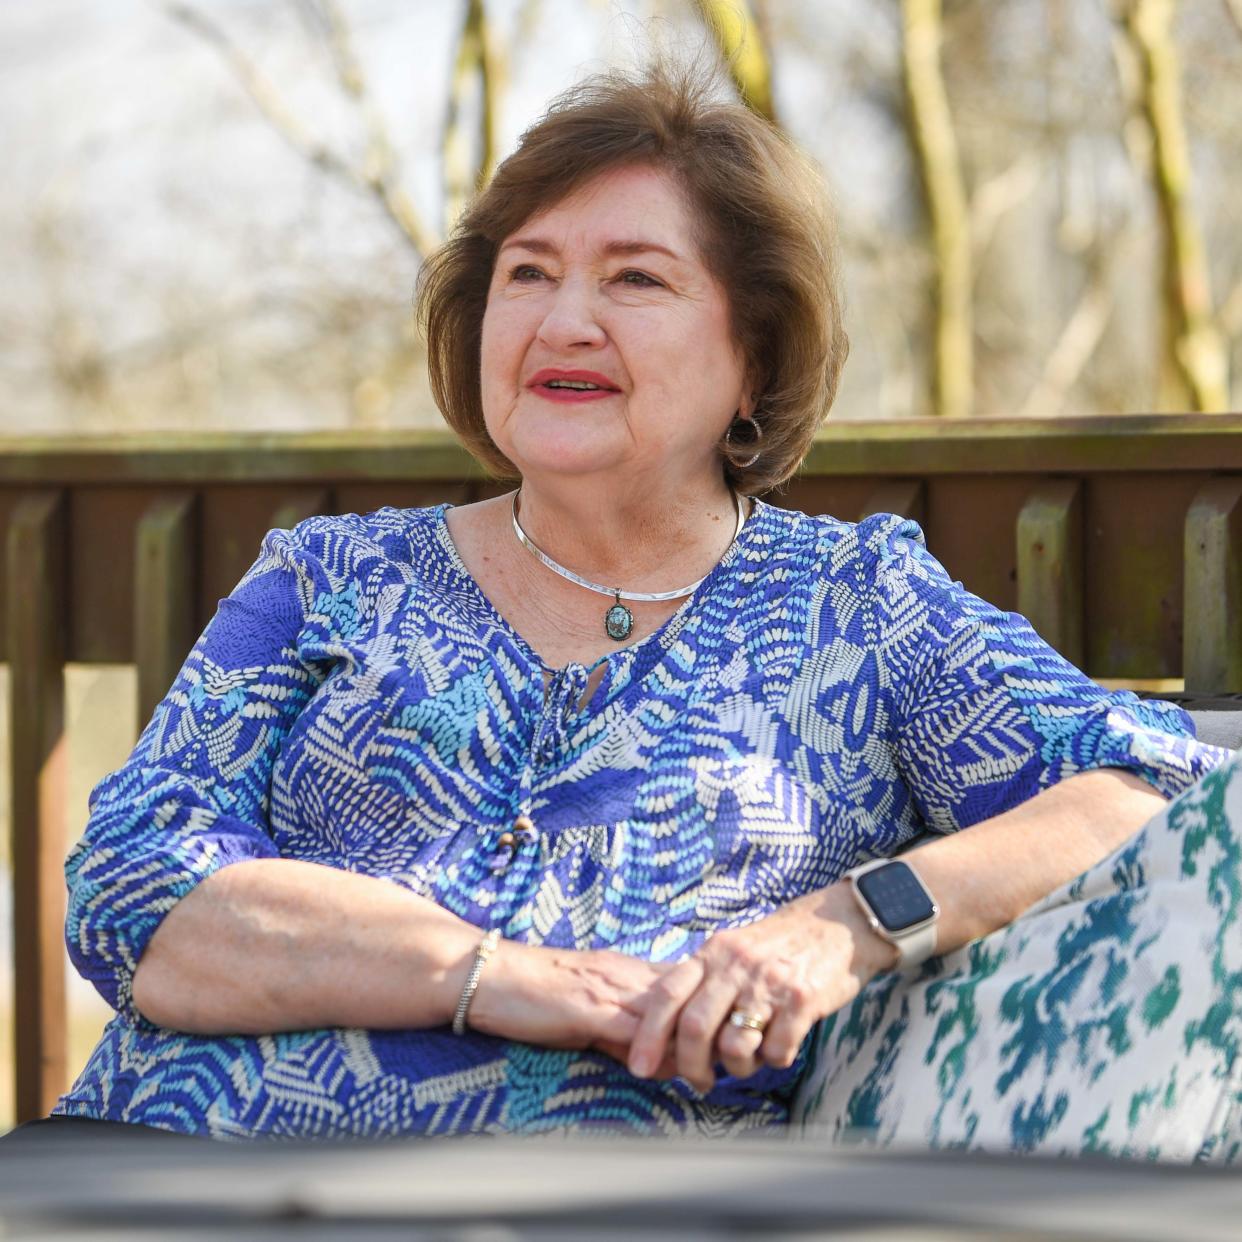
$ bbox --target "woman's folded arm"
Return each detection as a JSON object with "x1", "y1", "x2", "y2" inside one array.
[
  {"x1": 130, "y1": 857, "x2": 483, "y2": 1032},
  {"x1": 898, "y1": 766, "x2": 1171, "y2": 949},
  {"x1": 64, "y1": 524, "x2": 342, "y2": 1021},
  {"x1": 132, "y1": 855, "x2": 669, "y2": 1053}
]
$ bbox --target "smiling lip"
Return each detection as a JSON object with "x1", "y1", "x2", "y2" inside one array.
[{"x1": 527, "y1": 369, "x2": 621, "y2": 403}]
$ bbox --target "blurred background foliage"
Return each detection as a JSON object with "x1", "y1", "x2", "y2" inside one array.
[{"x1": 3, "y1": 0, "x2": 1242, "y2": 442}]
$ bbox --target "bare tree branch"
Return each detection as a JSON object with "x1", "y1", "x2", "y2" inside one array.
[
  {"x1": 164, "y1": 2, "x2": 440, "y2": 259},
  {"x1": 694, "y1": 0, "x2": 779, "y2": 124},
  {"x1": 1220, "y1": 277, "x2": 1242, "y2": 340},
  {"x1": 312, "y1": 1, "x2": 423, "y2": 220},
  {"x1": 1019, "y1": 248, "x2": 1122, "y2": 418},
  {"x1": 970, "y1": 154, "x2": 1041, "y2": 264},
  {"x1": 305, "y1": 0, "x2": 364, "y2": 96},
  {"x1": 1224, "y1": 0, "x2": 1242, "y2": 41}
]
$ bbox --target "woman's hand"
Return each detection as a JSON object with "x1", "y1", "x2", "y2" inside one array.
[
  {"x1": 625, "y1": 884, "x2": 898, "y2": 1093},
  {"x1": 466, "y1": 942, "x2": 677, "y2": 1072}
]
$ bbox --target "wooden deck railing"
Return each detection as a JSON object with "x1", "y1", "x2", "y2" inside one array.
[{"x1": 3, "y1": 414, "x2": 1241, "y2": 1121}]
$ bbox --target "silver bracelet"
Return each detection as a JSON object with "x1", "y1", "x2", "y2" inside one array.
[{"x1": 452, "y1": 928, "x2": 502, "y2": 1036}]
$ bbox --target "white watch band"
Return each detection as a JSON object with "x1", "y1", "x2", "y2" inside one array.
[{"x1": 889, "y1": 918, "x2": 937, "y2": 969}]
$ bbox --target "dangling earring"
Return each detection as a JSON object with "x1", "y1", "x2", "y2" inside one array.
[{"x1": 724, "y1": 416, "x2": 763, "y2": 469}]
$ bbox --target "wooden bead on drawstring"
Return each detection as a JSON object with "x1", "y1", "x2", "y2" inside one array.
[{"x1": 488, "y1": 818, "x2": 538, "y2": 875}]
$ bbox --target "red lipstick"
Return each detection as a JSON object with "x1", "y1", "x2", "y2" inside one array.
[{"x1": 527, "y1": 369, "x2": 621, "y2": 403}]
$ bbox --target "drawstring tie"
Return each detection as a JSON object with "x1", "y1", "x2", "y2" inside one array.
[{"x1": 489, "y1": 663, "x2": 589, "y2": 874}]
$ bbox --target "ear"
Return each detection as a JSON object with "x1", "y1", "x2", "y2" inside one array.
[
  {"x1": 738, "y1": 359, "x2": 762, "y2": 421},
  {"x1": 737, "y1": 382, "x2": 758, "y2": 422}
]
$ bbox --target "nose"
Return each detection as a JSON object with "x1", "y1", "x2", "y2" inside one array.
[{"x1": 535, "y1": 274, "x2": 607, "y2": 351}]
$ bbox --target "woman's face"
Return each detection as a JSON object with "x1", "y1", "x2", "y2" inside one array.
[{"x1": 479, "y1": 163, "x2": 749, "y2": 488}]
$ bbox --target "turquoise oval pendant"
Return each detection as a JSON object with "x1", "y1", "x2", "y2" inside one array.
[{"x1": 605, "y1": 601, "x2": 633, "y2": 641}]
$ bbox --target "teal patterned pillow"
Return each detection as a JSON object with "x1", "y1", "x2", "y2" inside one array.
[{"x1": 794, "y1": 751, "x2": 1242, "y2": 1163}]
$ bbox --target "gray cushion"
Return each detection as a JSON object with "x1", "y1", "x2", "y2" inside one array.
[{"x1": 1188, "y1": 710, "x2": 1242, "y2": 752}]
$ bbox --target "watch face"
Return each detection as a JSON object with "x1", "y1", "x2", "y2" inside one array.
[{"x1": 855, "y1": 861, "x2": 936, "y2": 933}]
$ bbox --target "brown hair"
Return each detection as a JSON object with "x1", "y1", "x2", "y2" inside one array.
[{"x1": 416, "y1": 62, "x2": 848, "y2": 494}]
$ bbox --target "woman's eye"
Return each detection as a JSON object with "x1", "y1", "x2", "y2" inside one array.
[
  {"x1": 510, "y1": 265, "x2": 545, "y2": 282},
  {"x1": 617, "y1": 269, "x2": 661, "y2": 287}
]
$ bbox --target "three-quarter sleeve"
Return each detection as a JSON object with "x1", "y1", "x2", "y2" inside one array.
[
  {"x1": 64, "y1": 525, "x2": 333, "y2": 1020},
  {"x1": 863, "y1": 514, "x2": 1230, "y2": 834}
]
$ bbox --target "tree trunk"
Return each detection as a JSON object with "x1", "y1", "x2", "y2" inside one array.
[
  {"x1": 901, "y1": 0, "x2": 973, "y2": 419},
  {"x1": 444, "y1": 0, "x2": 501, "y2": 229},
  {"x1": 1118, "y1": 0, "x2": 1229, "y2": 412}
]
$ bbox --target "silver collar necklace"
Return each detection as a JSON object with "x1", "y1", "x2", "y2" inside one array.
[{"x1": 510, "y1": 490, "x2": 747, "y2": 641}]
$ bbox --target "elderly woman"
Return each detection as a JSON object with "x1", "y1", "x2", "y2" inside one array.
[{"x1": 48, "y1": 65, "x2": 1230, "y2": 1143}]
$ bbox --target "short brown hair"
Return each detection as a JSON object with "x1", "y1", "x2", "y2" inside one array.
[{"x1": 416, "y1": 62, "x2": 848, "y2": 494}]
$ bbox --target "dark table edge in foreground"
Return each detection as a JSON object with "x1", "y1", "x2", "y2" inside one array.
[{"x1": 1, "y1": 1134, "x2": 1240, "y2": 1236}]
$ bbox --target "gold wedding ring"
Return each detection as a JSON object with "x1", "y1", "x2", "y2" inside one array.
[{"x1": 728, "y1": 1009, "x2": 767, "y2": 1033}]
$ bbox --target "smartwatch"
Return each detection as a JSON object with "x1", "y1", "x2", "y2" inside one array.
[{"x1": 843, "y1": 857, "x2": 940, "y2": 970}]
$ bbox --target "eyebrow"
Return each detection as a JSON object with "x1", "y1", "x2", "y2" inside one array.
[{"x1": 499, "y1": 236, "x2": 686, "y2": 263}]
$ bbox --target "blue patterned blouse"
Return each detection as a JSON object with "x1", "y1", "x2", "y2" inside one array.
[{"x1": 56, "y1": 501, "x2": 1225, "y2": 1139}]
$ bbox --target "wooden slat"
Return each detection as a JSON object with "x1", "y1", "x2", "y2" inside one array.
[
  {"x1": 773, "y1": 477, "x2": 876, "y2": 522},
  {"x1": 1016, "y1": 479, "x2": 1084, "y2": 667},
  {"x1": 0, "y1": 490, "x2": 25, "y2": 662},
  {"x1": 5, "y1": 490, "x2": 68, "y2": 1121},
  {"x1": 926, "y1": 476, "x2": 1033, "y2": 614},
  {"x1": 270, "y1": 488, "x2": 333, "y2": 534},
  {"x1": 332, "y1": 481, "x2": 472, "y2": 516},
  {"x1": 859, "y1": 479, "x2": 927, "y2": 526},
  {"x1": 200, "y1": 487, "x2": 330, "y2": 625},
  {"x1": 68, "y1": 488, "x2": 176, "y2": 665},
  {"x1": 1184, "y1": 476, "x2": 1242, "y2": 693},
  {"x1": 1083, "y1": 472, "x2": 1197, "y2": 680},
  {"x1": 135, "y1": 494, "x2": 198, "y2": 727}
]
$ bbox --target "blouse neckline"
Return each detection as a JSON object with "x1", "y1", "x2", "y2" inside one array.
[{"x1": 430, "y1": 495, "x2": 774, "y2": 679}]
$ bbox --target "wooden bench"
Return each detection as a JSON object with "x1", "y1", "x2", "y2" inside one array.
[{"x1": 3, "y1": 413, "x2": 1240, "y2": 1121}]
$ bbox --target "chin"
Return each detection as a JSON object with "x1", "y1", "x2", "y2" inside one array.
[
  {"x1": 510, "y1": 448, "x2": 624, "y2": 480},
  {"x1": 498, "y1": 423, "x2": 630, "y2": 480}
]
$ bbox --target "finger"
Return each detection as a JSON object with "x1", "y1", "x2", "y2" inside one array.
[
  {"x1": 673, "y1": 968, "x2": 748, "y2": 1093},
  {"x1": 759, "y1": 1005, "x2": 812, "y2": 1071},
  {"x1": 594, "y1": 1037, "x2": 678, "y2": 1078},
  {"x1": 715, "y1": 1000, "x2": 772, "y2": 1080},
  {"x1": 627, "y1": 958, "x2": 703, "y2": 1079}
]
